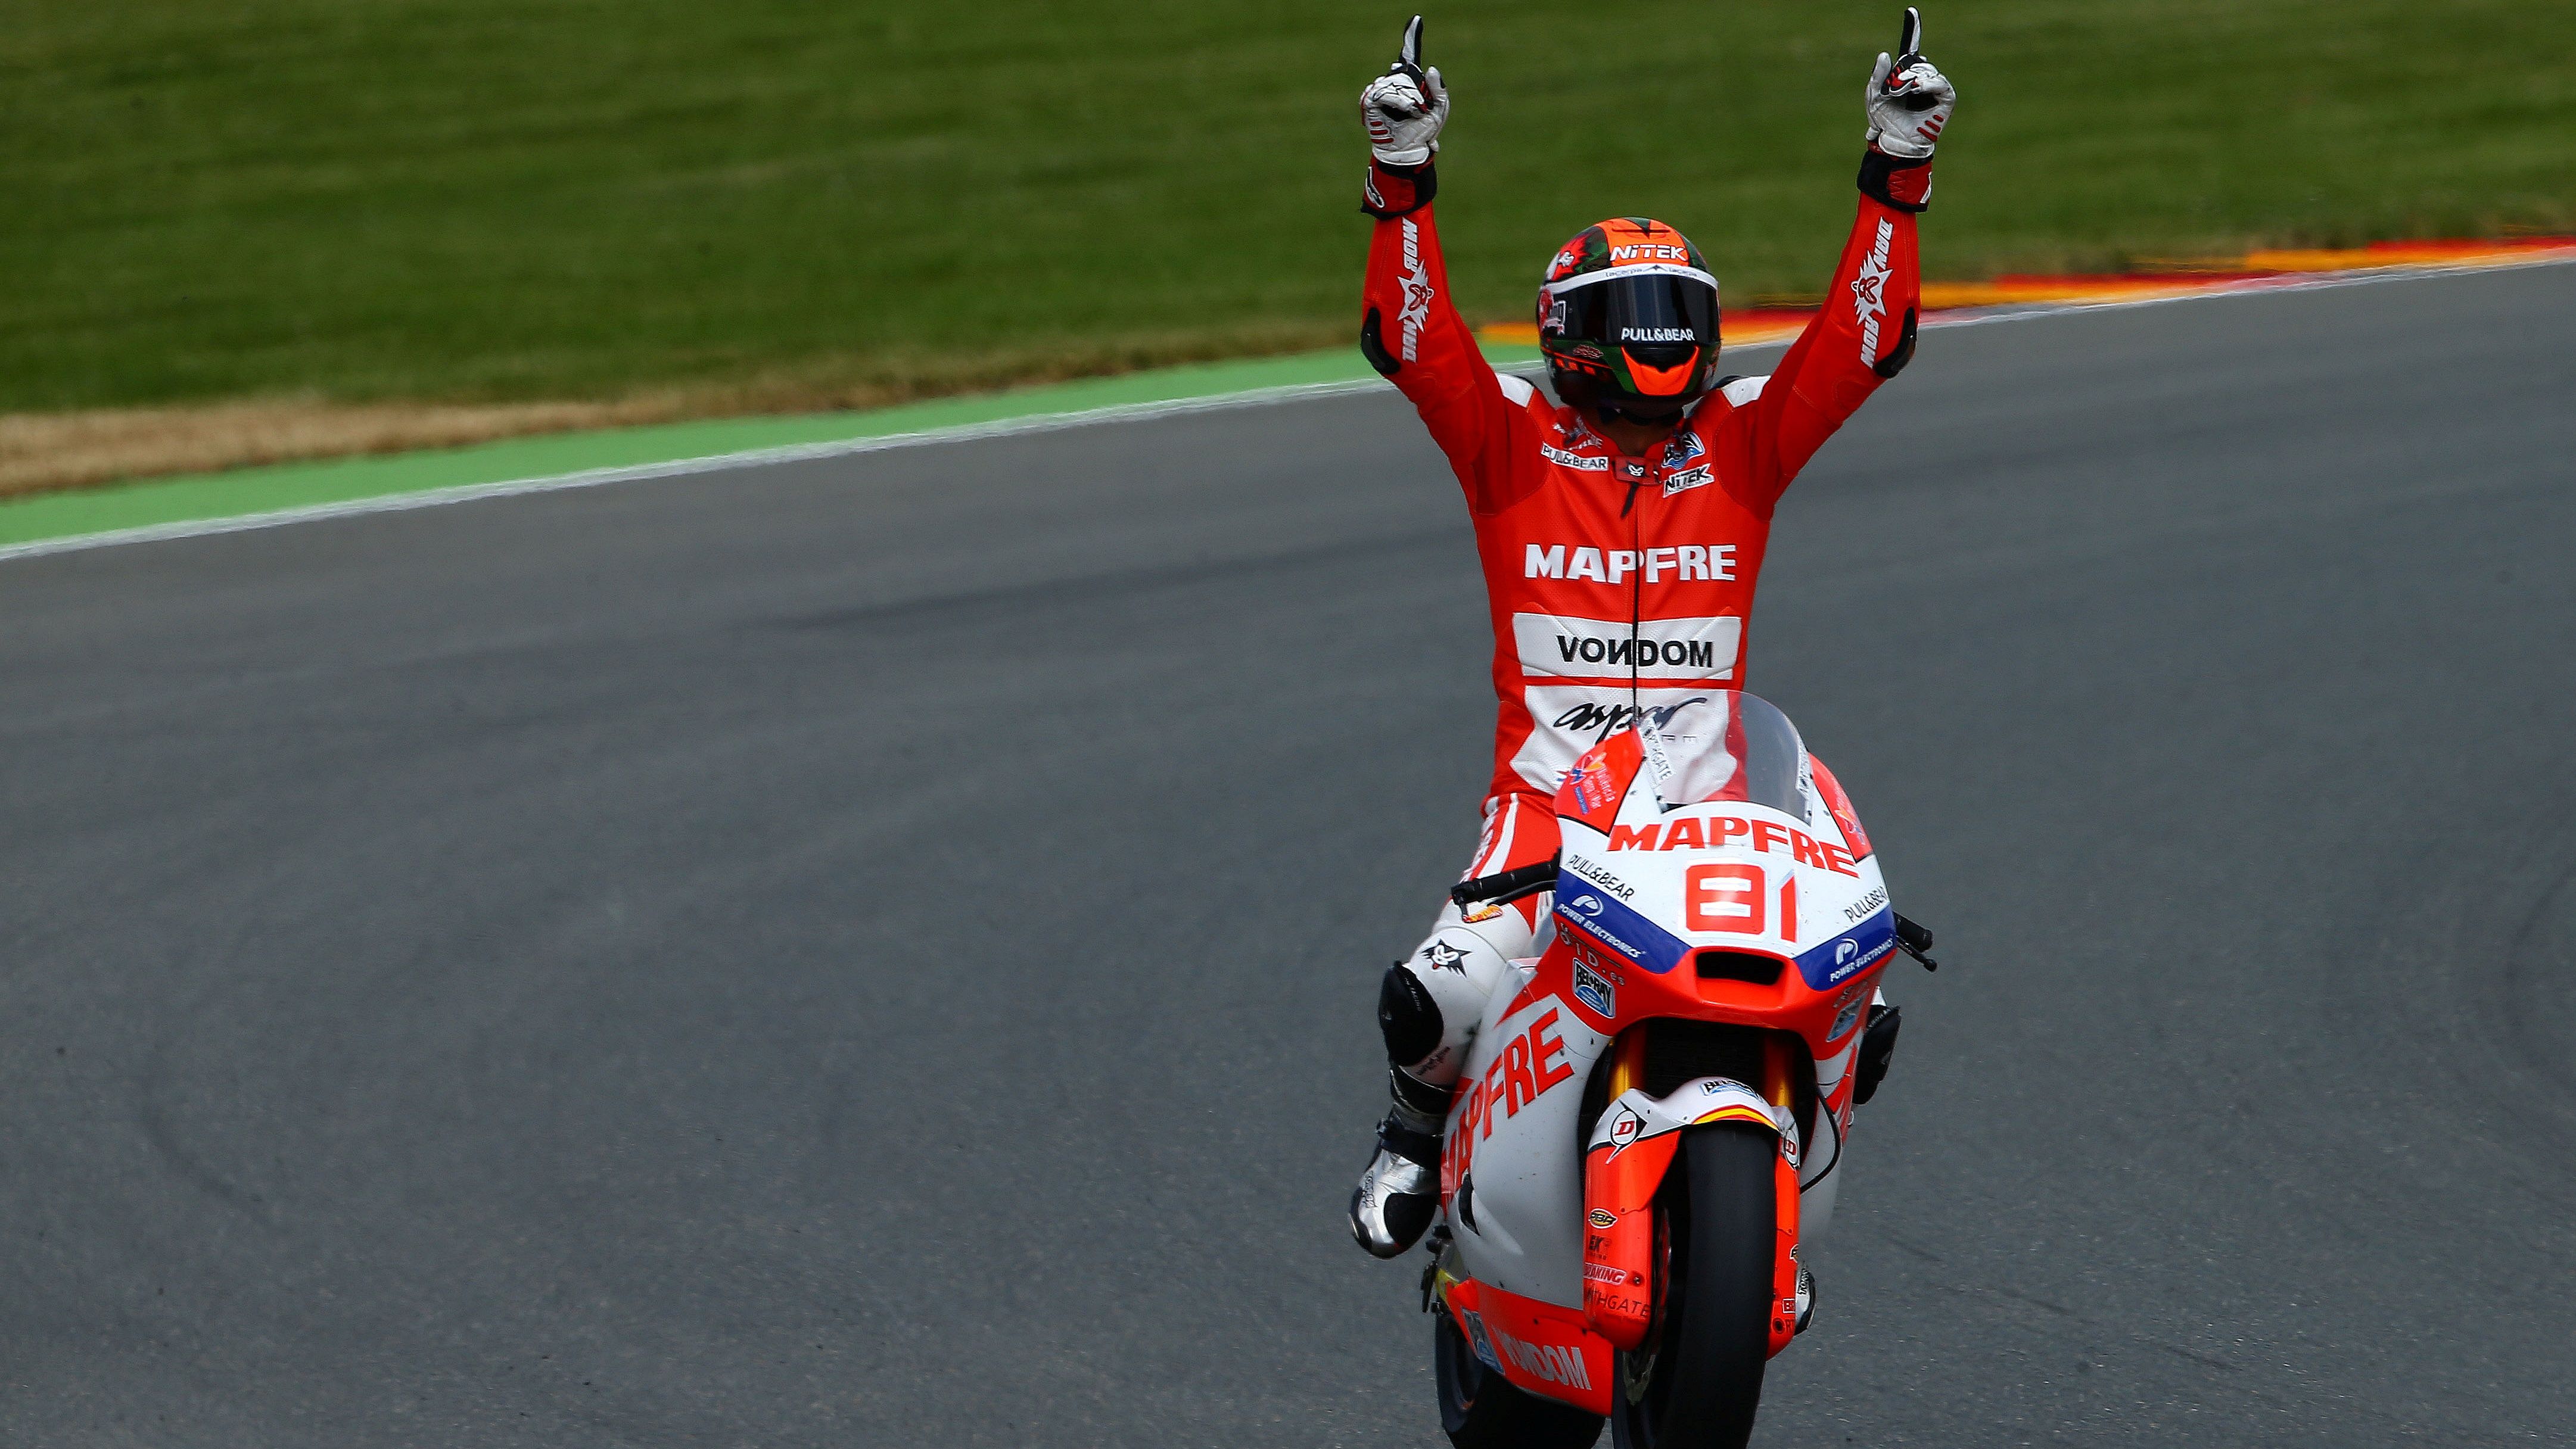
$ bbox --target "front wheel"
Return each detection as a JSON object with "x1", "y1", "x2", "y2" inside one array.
[
  {"x1": 1435, "y1": 1302, "x2": 1604, "y2": 1448},
  {"x1": 1610, "y1": 1124, "x2": 1778, "y2": 1449}
]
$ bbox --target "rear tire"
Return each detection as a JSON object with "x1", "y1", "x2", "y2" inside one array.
[
  {"x1": 1609, "y1": 1124, "x2": 1778, "y2": 1449},
  {"x1": 1435, "y1": 1304, "x2": 1606, "y2": 1448}
]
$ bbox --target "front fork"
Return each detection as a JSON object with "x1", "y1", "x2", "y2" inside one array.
[{"x1": 1580, "y1": 1029, "x2": 1805, "y2": 1358}]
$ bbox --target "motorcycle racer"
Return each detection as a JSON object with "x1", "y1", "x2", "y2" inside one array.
[{"x1": 1350, "y1": 13, "x2": 1956, "y2": 1257}]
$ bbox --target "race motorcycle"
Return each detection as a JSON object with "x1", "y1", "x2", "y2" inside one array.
[{"x1": 1421, "y1": 690, "x2": 1936, "y2": 1448}]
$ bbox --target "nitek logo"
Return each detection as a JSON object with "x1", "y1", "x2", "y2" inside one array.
[
  {"x1": 1523, "y1": 544, "x2": 1737, "y2": 584},
  {"x1": 1609, "y1": 243, "x2": 1691, "y2": 263},
  {"x1": 1663, "y1": 464, "x2": 1712, "y2": 497}
]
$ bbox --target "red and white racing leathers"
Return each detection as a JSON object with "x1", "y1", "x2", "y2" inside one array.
[{"x1": 1365, "y1": 161, "x2": 1924, "y2": 1092}]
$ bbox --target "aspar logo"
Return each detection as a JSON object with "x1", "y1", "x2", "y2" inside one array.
[
  {"x1": 1619, "y1": 326, "x2": 1695, "y2": 343},
  {"x1": 1492, "y1": 1326, "x2": 1594, "y2": 1390},
  {"x1": 1553, "y1": 697, "x2": 1706, "y2": 736},
  {"x1": 1852, "y1": 218, "x2": 1894, "y2": 365},
  {"x1": 1399, "y1": 219, "x2": 1436, "y2": 364},
  {"x1": 1524, "y1": 544, "x2": 1736, "y2": 584}
]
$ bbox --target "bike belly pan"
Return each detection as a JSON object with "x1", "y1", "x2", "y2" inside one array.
[{"x1": 1442, "y1": 965, "x2": 1608, "y2": 1308}]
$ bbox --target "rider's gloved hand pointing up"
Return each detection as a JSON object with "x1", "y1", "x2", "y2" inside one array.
[
  {"x1": 1858, "y1": 8, "x2": 1958, "y2": 213},
  {"x1": 1359, "y1": 17, "x2": 1448, "y2": 168}
]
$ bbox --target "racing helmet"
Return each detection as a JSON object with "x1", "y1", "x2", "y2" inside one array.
[{"x1": 1536, "y1": 218, "x2": 1722, "y2": 421}]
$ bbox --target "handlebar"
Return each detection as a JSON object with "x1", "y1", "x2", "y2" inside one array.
[{"x1": 1449, "y1": 855, "x2": 1560, "y2": 910}]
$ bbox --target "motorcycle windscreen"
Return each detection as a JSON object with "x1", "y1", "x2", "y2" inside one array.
[{"x1": 1631, "y1": 690, "x2": 1807, "y2": 817}]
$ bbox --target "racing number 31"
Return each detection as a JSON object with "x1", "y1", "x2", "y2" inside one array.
[{"x1": 1684, "y1": 864, "x2": 1797, "y2": 939}]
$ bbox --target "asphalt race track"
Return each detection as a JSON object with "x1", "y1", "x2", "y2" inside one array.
[{"x1": 4, "y1": 263, "x2": 2574, "y2": 1446}]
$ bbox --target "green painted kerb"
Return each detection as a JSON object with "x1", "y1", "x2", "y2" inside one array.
[{"x1": 0, "y1": 344, "x2": 1542, "y2": 551}]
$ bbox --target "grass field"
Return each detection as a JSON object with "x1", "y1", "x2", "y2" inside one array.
[{"x1": 2, "y1": 0, "x2": 2568, "y2": 466}]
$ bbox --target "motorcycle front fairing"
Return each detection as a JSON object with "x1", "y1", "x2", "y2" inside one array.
[{"x1": 1439, "y1": 694, "x2": 1895, "y2": 1346}]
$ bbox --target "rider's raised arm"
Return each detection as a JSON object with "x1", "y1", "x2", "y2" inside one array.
[
  {"x1": 1726, "y1": 15, "x2": 1957, "y2": 506},
  {"x1": 1356, "y1": 29, "x2": 1539, "y2": 516},
  {"x1": 1360, "y1": 166, "x2": 1532, "y2": 513}
]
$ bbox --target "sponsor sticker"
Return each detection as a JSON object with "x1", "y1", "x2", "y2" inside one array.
[
  {"x1": 1588, "y1": 1208, "x2": 1617, "y2": 1230},
  {"x1": 1520, "y1": 545, "x2": 1737, "y2": 585},
  {"x1": 1793, "y1": 908, "x2": 1898, "y2": 991},
  {"x1": 1540, "y1": 443, "x2": 1611, "y2": 471},
  {"x1": 1491, "y1": 1325, "x2": 1594, "y2": 1391},
  {"x1": 1555, "y1": 884, "x2": 1692, "y2": 974},
  {"x1": 1562, "y1": 852, "x2": 1633, "y2": 902},
  {"x1": 1516, "y1": 612, "x2": 1741, "y2": 680},
  {"x1": 1663, "y1": 464, "x2": 1712, "y2": 497},
  {"x1": 1572, "y1": 956, "x2": 1616, "y2": 1020},
  {"x1": 1399, "y1": 218, "x2": 1436, "y2": 363},
  {"x1": 1853, "y1": 218, "x2": 1894, "y2": 366},
  {"x1": 1828, "y1": 980, "x2": 1869, "y2": 1040},
  {"x1": 1606, "y1": 1105, "x2": 1644, "y2": 1155},
  {"x1": 1461, "y1": 1308, "x2": 1502, "y2": 1372}
]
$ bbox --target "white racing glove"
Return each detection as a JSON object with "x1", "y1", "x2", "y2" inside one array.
[
  {"x1": 1360, "y1": 15, "x2": 1448, "y2": 168},
  {"x1": 1864, "y1": 7, "x2": 1956, "y2": 159}
]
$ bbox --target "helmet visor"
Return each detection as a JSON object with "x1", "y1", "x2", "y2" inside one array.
[{"x1": 1557, "y1": 272, "x2": 1719, "y2": 361}]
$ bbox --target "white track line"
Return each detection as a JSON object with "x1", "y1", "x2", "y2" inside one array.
[{"x1": 3, "y1": 252, "x2": 2566, "y2": 568}]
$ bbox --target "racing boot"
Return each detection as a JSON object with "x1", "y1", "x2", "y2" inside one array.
[{"x1": 1348, "y1": 1067, "x2": 1452, "y2": 1258}]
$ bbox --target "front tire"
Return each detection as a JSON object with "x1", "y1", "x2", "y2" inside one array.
[
  {"x1": 1609, "y1": 1124, "x2": 1778, "y2": 1449},
  {"x1": 1435, "y1": 1302, "x2": 1605, "y2": 1448}
]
